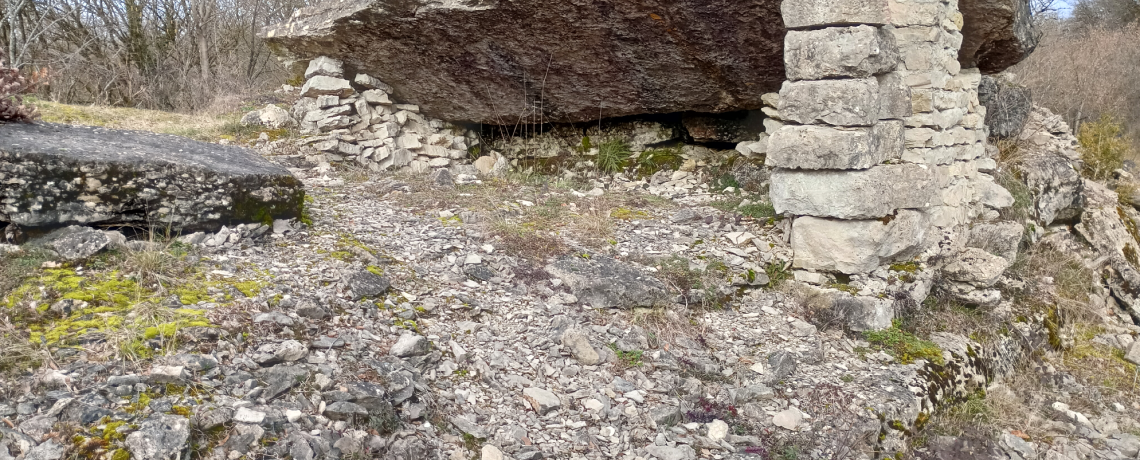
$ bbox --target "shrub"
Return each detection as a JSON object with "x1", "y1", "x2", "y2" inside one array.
[
  {"x1": 0, "y1": 57, "x2": 39, "y2": 122},
  {"x1": 1077, "y1": 114, "x2": 1131, "y2": 181}
]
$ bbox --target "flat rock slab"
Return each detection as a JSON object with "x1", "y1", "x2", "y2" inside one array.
[
  {"x1": 0, "y1": 122, "x2": 303, "y2": 232},
  {"x1": 545, "y1": 256, "x2": 668, "y2": 309},
  {"x1": 263, "y1": 0, "x2": 787, "y2": 124}
]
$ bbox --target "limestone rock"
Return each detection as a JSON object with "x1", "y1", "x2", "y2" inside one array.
[
  {"x1": 778, "y1": 78, "x2": 884, "y2": 126},
  {"x1": 958, "y1": 0, "x2": 1038, "y2": 74},
  {"x1": 772, "y1": 407, "x2": 803, "y2": 430},
  {"x1": 0, "y1": 123, "x2": 303, "y2": 232},
  {"x1": 967, "y1": 221, "x2": 1023, "y2": 263},
  {"x1": 645, "y1": 445, "x2": 696, "y2": 460},
  {"x1": 300, "y1": 76, "x2": 354, "y2": 98},
  {"x1": 1124, "y1": 341, "x2": 1140, "y2": 366},
  {"x1": 264, "y1": 0, "x2": 786, "y2": 124},
  {"x1": 766, "y1": 122, "x2": 903, "y2": 170},
  {"x1": 784, "y1": 25, "x2": 898, "y2": 81},
  {"x1": 978, "y1": 75, "x2": 1032, "y2": 139},
  {"x1": 344, "y1": 270, "x2": 391, "y2": 300},
  {"x1": 941, "y1": 248, "x2": 1010, "y2": 288},
  {"x1": 304, "y1": 56, "x2": 343, "y2": 79},
  {"x1": 389, "y1": 334, "x2": 430, "y2": 357},
  {"x1": 125, "y1": 415, "x2": 190, "y2": 460},
  {"x1": 521, "y1": 387, "x2": 561, "y2": 415},
  {"x1": 545, "y1": 256, "x2": 668, "y2": 309},
  {"x1": 240, "y1": 104, "x2": 296, "y2": 129},
  {"x1": 770, "y1": 164, "x2": 936, "y2": 219},
  {"x1": 561, "y1": 329, "x2": 601, "y2": 365},
  {"x1": 792, "y1": 210, "x2": 929, "y2": 274},
  {"x1": 43, "y1": 226, "x2": 110, "y2": 261},
  {"x1": 1017, "y1": 154, "x2": 1083, "y2": 225},
  {"x1": 832, "y1": 293, "x2": 895, "y2": 331},
  {"x1": 781, "y1": 0, "x2": 891, "y2": 28}
]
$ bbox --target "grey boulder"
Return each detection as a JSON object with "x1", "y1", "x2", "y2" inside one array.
[
  {"x1": 0, "y1": 123, "x2": 304, "y2": 232},
  {"x1": 240, "y1": 104, "x2": 296, "y2": 130},
  {"x1": 42, "y1": 226, "x2": 110, "y2": 261},
  {"x1": 978, "y1": 75, "x2": 1032, "y2": 139},
  {"x1": 958, "y1": 0, "x2": 1038, "y2": 74},
  {"x1": 264, "y1": 0, "x2": 788, "y2": 123},
  {"x1": 545, "y1": 256, "x2": 668, "y2": 309}
]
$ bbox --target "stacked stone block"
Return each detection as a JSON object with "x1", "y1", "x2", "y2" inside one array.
[
  {"x1": 292, "y1": 56, "x2": 478, "y2": 173},
  {"x1": 771, "y1": 0, "x2": 1006, "y2": 274}
]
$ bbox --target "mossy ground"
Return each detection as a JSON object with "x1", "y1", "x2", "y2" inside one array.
[{"x1": 0, "y1": 241, "x2": 269, "y2": 373}]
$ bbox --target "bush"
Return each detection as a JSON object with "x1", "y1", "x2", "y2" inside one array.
[
  {"x1": 1077, "y1": 114, "x2": 1131, "y2": 181},
  {"x1": 0, "y1": 58, "x2": 39, "y2": 122}
]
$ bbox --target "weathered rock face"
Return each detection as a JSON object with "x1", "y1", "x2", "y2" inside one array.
[
  {"x1": 262, "y1": 0, "x2": 788, "y2": 124},
  {"x1": 978, "y1": 75, "x2": 1032, "y2": 139},
  {"x1": 0, "y1": 123, "x2": 304, "y2": 232},
  {"x1": 958, "y1": 0, "x2": 1038, "y2": 74},
  {"x1": 263, "y1": 0, "x2": 1037, "y2": 125}
]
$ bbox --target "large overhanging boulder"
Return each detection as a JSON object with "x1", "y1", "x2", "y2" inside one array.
[
  {"x1": 263, "y1": 0, "x2": 1038, "y2": 125},
  {"x1": 262, "y1": 0, "x2": 787, "y2": 124},
  {"x1": 958, "y1": 0, "x2": 1039, "y2": 74},
  {"x1": 0, "y1": 123, "x2": 304, "y2": 232}
]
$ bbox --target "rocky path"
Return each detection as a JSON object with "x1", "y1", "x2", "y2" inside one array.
[{"x1": 1, "y1": 154, "x2": 1138, "y2": 460}]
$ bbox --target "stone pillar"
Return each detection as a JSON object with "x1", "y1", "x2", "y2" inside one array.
[{"x1": 771, "y1": 0, "x2": 1002, "y2": 275}]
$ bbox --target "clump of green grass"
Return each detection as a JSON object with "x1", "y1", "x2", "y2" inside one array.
[
  {"x1": 1078, "y1": 114, "x2": 1132, "y2": 181},
  {"x1": 862, "y1": 320, "x2": 944, "y2": 365},
  {"x1": 595, "y1": 139, "x2": 632, "y2": 174},
  {"x1": 738, "y1": 202, "x2": 776, "y2": 219}
]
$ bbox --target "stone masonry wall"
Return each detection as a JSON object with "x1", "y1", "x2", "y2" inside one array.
[{"x1": 770, "y1": 0, "x2": 1011, "y2": 275}]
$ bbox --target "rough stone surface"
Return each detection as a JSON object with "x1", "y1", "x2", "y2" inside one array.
[
  {"x1": 43, "y1": 226, "x2": 110, "y2": 261},
  {"x1": 792, "y1": 210, "x2": 929, "y2": 274},
  {"x1": 958, "y1": 0, "x2": 1038, "y2": 74},
  {"x1": 344, "y1": 270, "x2": 391, "y2": 300},
  {"x1": 782, "y1": 0, "x2": 891, "y2": 28},
  {"x1": 967, "y1": 221, "x2": 1023, "y2": 263},
  {"x1": 833, "y1": 293, "x2": 895, "y2": 331},
  {"x1": 125, "y1": 415, "x2": 190, "y2": 460},
  {"x1": 521, "y1": 387, "x2": 561, "y2": 415},
  {"x1": 545, "y1": 256, "x2": 668, "y2": 309},
  {"x1": 681, "y1": 112, "x2": 766, "y2": 144},
  {"x1": 0, "y1": 123, "x2": 303, "y2": 231},
  {"x1": 766, "y1": 121, "x2": 903, "y2": 170},
  {"x1": 240, "y1": 104, "x2": 296, "y2": 130},
  {"x1": 264, "y1": 0, "x2": 786, "y2": 124},
  {"x1": 300, "y1": 76, "x2": 354, "y2": 98},
  {"x1": 770, "y1": 164, "x2": 936, "y2": 219},
  {"x1": 941, "y1": 248, "x2": 1010, "y2": 288},
  {"x1": 778, "y1": 78, "x2": 884, "y2": 126},
  {"x1": 389, "y1": 334, "x2": 431, "y2": 357},
  {"x1": 978, "y1": 75, "x2": 1032, "y2": 139},
  {"x1": 784, "y1": 25, "x2": 898, "y2": 81}
]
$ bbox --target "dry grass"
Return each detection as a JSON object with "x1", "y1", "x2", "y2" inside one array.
[
  {"x1": 28, "y1": 98, "x2": 288, "y2": 143},
  {"x1": 388, "y1": 171, "x2": 671, "y2": 262},
  {"x1": 1011, "y1": 22, "x2": 1140, "y2": 141}
]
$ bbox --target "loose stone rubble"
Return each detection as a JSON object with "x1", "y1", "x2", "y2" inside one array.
[{"x1": 2, "y1": 115, "x2": 1138, "y2": 460}]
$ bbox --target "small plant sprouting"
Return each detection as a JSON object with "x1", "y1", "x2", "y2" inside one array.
[{"x1": 594, "y1": 139, "x2": 632, "y2": 174}]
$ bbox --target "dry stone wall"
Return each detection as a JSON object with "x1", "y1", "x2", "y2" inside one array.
[
  {"x1": 290, "y1": 56, "x2": 479, "y2": 175},
  {"x1": 770, "y1": 0, "x2": 1011, "y2": 275}
]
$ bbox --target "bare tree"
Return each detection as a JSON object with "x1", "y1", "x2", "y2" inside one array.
[{"x1": 0, "y1": 0, "x2": 312, "y2": 111}]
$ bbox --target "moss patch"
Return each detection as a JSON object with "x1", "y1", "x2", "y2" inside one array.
[{"x1": 863, "y1": 320, "x2": 944, "y2": 365}]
